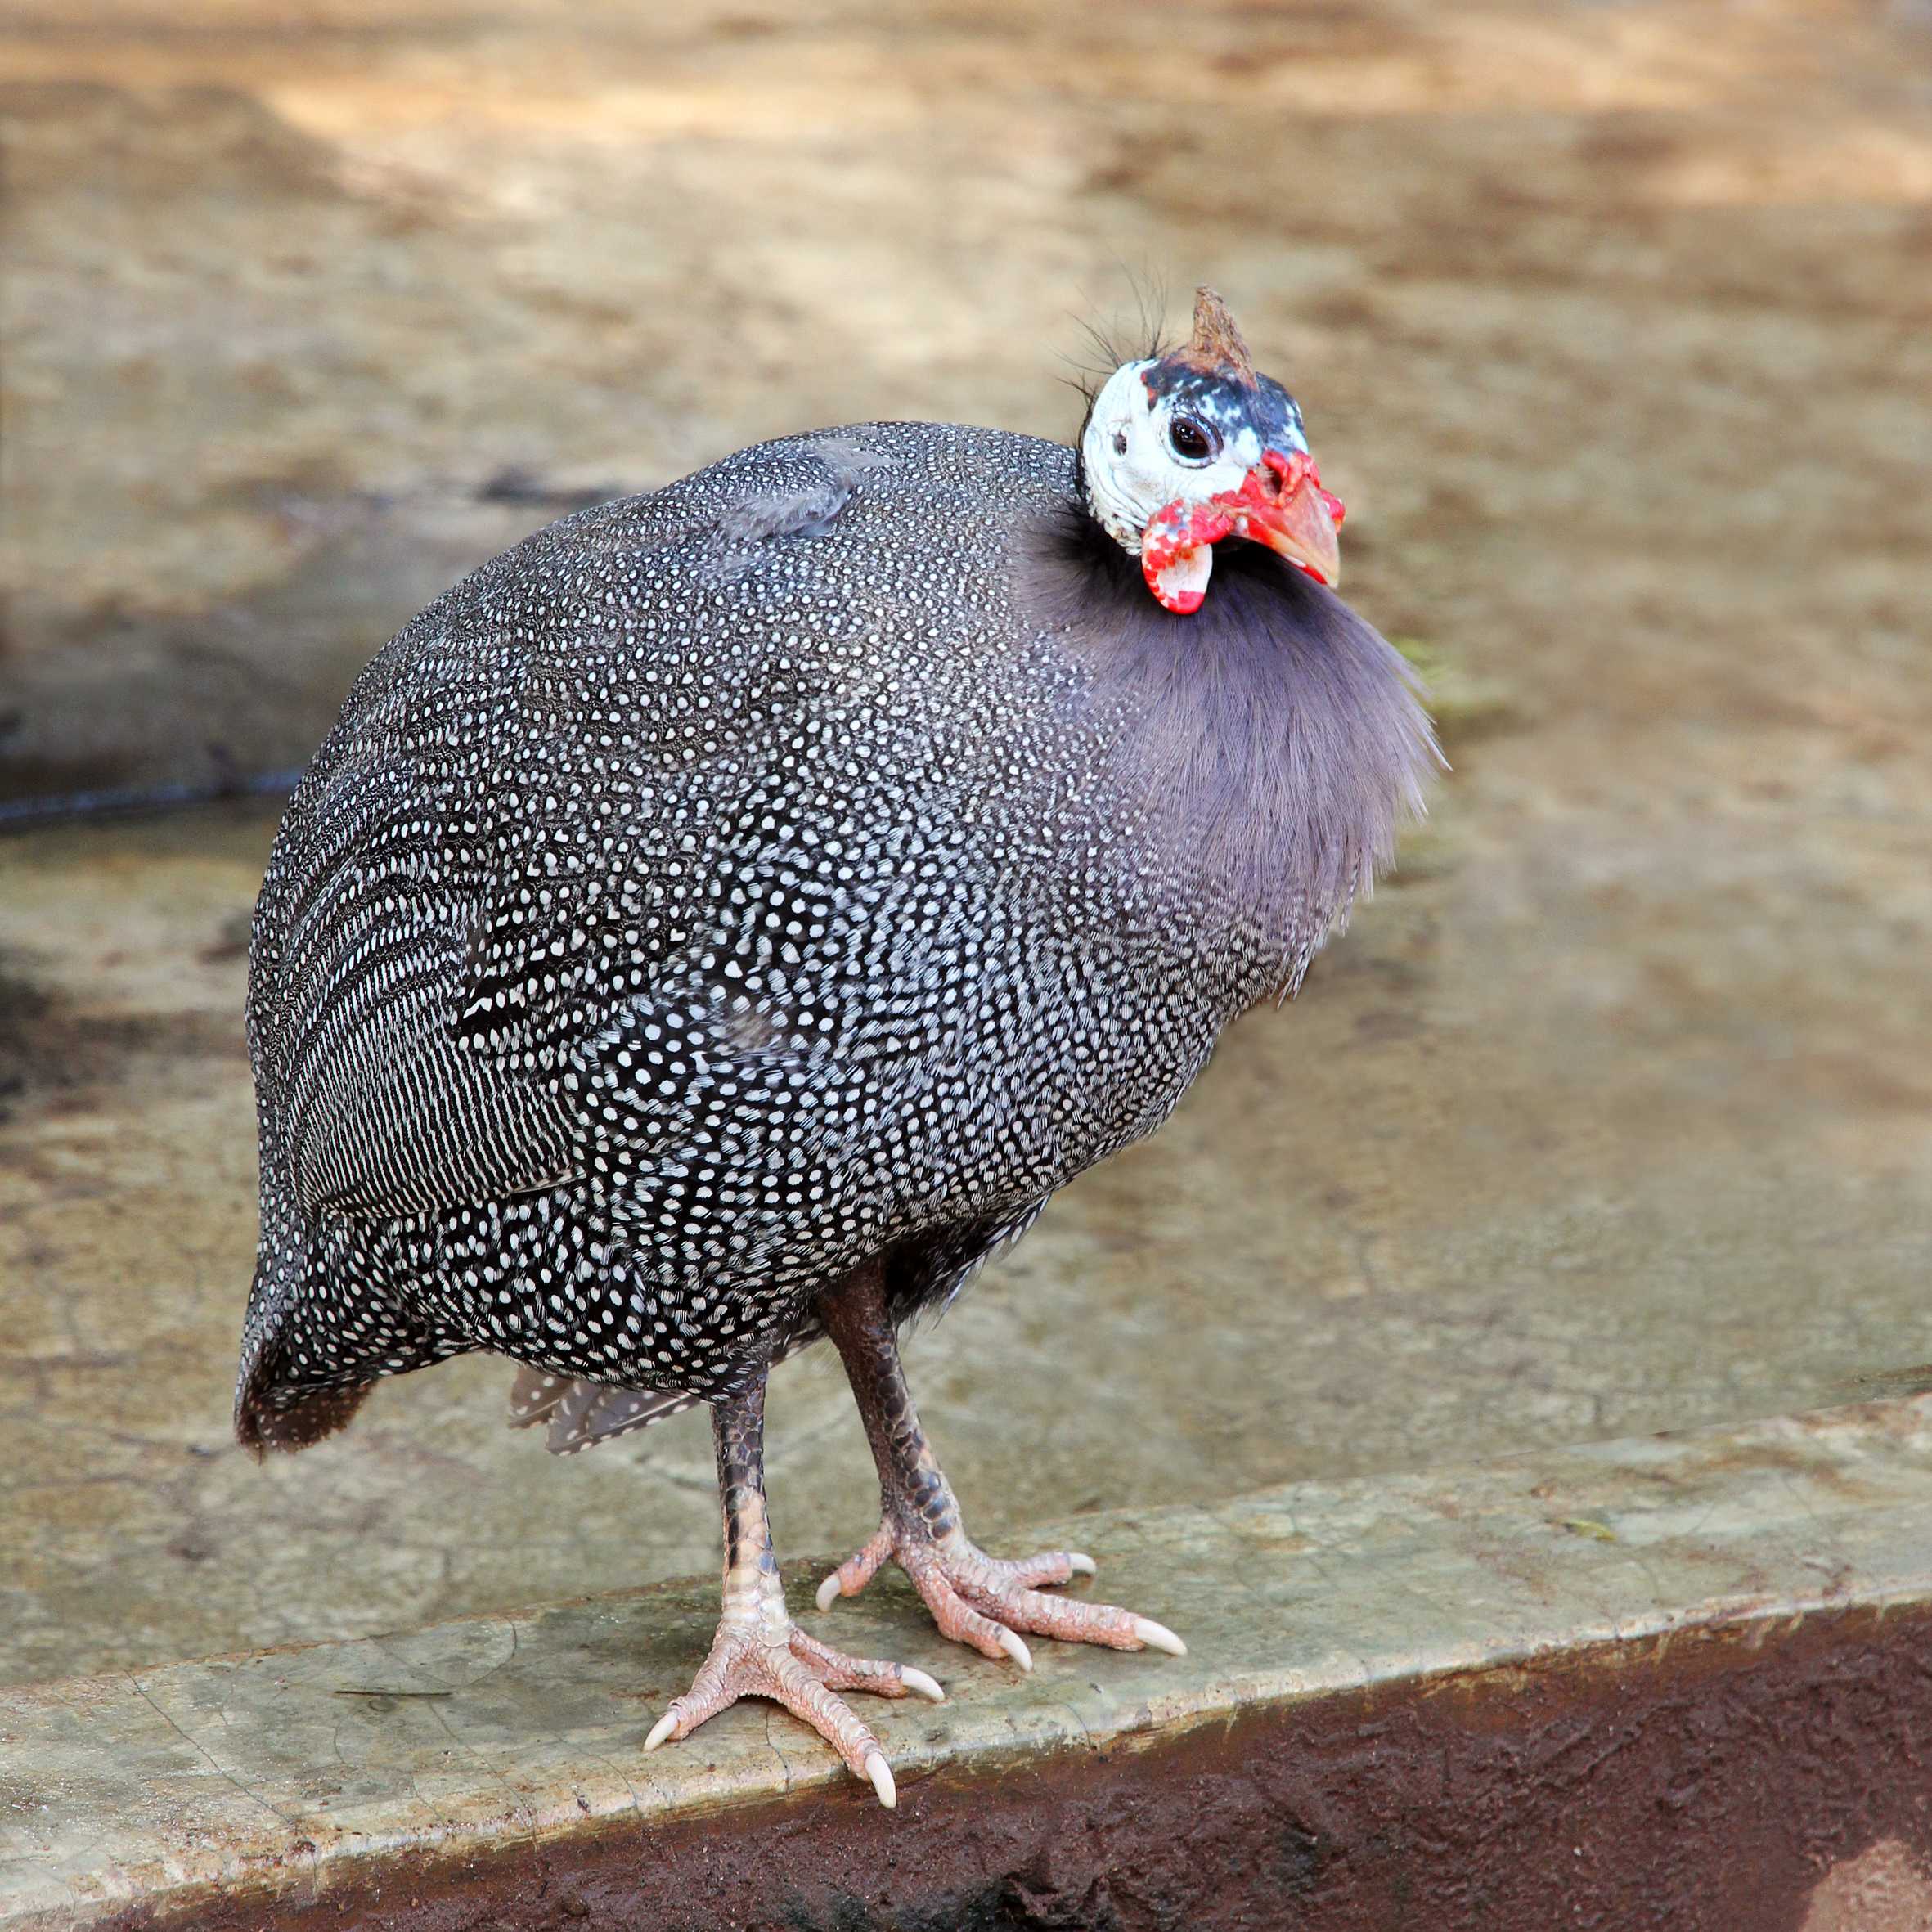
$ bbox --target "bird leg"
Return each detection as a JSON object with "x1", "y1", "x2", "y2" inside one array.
[
  {"x1": 644, "y1": 1375, "x2": 942, "y2": 1806},
  {"x1": 813, "y1": 1264, "x2": 1185, "y2": 1669}
]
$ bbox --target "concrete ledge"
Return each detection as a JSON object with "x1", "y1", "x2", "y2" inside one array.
[{"x1": 7, "y1": 1398, "x2": 1932, "y2": 1930}]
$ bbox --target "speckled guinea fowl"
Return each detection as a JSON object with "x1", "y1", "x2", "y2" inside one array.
[{"x1": 236, "y1": 289, "x2": 1436, "y2": 1803}]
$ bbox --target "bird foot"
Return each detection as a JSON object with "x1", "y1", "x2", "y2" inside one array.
[
  {"x1": 814, "y1": 1516, "x2": 1185, "y2": 1669},
  {"x1": 645, "y1": 1609, "x2": 943, "y2": 1807}
]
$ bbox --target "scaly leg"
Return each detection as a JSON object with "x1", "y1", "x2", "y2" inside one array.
[
  {"x1": 813, "y1": 1263, "x2": 1185, "y2": 1669},
  {"x1": 644, "y1": 1374, "x2": 942, "y2": 1805}
]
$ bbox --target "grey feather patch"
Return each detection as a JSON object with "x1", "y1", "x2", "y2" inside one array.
[
  {"x1": 1013, "y1": 507, "x2": 1439, "y2": 971},
  {"x1": 705, "y1": 443, "x2": 896, "y2": 570},
  {"x1": 504, "y1": 1316, "x2": 831, "y2": 1455},
  {"x1": 715, "y1": 485, "x2": 849, "y2": 546},
  {"x1": 505, "y1": 1366, "x2": 701, "y2": 1452}
]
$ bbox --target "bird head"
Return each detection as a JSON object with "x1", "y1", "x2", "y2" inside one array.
[{"x1": 1080, "y1": 288, "x2": 1346, "y2": 615}]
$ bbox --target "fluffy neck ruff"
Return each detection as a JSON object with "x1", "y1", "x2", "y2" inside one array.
[{"x1": 1014, "y1": 501, "x2": 1440, "y2": 973}]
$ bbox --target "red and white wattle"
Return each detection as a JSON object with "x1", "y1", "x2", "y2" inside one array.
[{"x1": 1141, "y1": 499, "x2": 1235, "y2": 615}]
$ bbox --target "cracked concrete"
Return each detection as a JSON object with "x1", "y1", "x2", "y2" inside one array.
[{"x1": 3, "y1": 0, "x2": 1932, "y2": 1700}]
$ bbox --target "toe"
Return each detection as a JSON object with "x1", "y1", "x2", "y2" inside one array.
[
  {"x1": 762, "y1": 1660, "x2": 890, "y2": 1785},
  {"x1": 819, "y1": 1520, "x2": 895, "y2": 1610},
  {"x1": 968, "y1": 1584, "x2": 1148, "y2": 1651},
  {"x1": 788, "y1": 1627, "x2": 946, "y2": 1703},
  {"x1": 995, "y1": 1548, "x2": 1091, "y2": 1590},
  {"x1": 653, "y1": 1608, "x2": 923, "y2": 1801},
  {"x1": 821, "y1": 1517, "x2": 1179, "y2": 1674},
  {"x1": 926, "y1": 1584, "x2": 1033, "y2": 1667},
  {"x1": 644, "y1": 1644, "x2": 739, "y2": 1748}
]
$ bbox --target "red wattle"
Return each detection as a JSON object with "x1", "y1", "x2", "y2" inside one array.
[{"x1": 1142, "y1": 497, "x2": 1235, "y2": 612}]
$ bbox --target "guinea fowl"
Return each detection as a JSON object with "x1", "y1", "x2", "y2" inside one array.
[{"x1": 236, "y1": 288, "x2": 1435, "y2": 1804}]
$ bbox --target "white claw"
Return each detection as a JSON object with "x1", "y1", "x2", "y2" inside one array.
[
  {"x1": 644, "y1": 1709, "x2": 679, "y2": 1752},
  {"x1": 815, "y1": 1572, "x2": 842, "y2": 1614},
  {"x1": 996, "y1": 1627, "x2": 1033, "y2": 1672},
  {"x1": 1066, "y1": 1552, "x2": 1099, "y2": 1576},
  {"x1": 865, "y1": 1750, "x2": 897, "y2": 1809},
  {"x1": 900, "y1": 1666, "x2": 946, "y2": 1704},
  {"x1": 1130, "y1": 1616, "x2": 1188, "y2": 1657}
]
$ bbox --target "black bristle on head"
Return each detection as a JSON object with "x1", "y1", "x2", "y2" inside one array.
[{"x1": 1060, "y1": 269, "x2": 1176, "y2": 425}]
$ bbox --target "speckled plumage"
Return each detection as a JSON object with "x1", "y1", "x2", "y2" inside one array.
[{"x1": 236, "y1": 418, "x2": 1433, "y2": 1454}]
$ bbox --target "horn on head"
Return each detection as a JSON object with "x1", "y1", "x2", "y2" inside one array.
[{"x1": 1187, "y1": 286, "x2": 1256, "y2": 383}]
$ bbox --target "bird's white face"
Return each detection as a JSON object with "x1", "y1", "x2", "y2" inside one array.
[
  {"x1": 1077, "y1": 304, "x2": 1346, "y2": 616},
  {"x1": 1081, "y1": 361, "x2": 1288, "y2": 558}
]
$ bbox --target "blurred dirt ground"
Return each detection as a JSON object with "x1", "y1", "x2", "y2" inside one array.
[{"x1": 2, "y1": 0, "x2": 1930, "y2": 1683}]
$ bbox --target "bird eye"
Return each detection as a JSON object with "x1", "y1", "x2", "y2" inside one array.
[{"x1": 1168, "y1": 416, "x2": 1215, "y2": 461}]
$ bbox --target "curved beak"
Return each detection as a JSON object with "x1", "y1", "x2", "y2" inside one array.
[
  {"x1": 1139, "y1": 446, "x2": 1348, "y2": 615},
  {"x1": 1224, "y1": 447, "x2": 1345, "y2": 588}
]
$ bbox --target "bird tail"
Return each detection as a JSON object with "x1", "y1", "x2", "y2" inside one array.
[
  {"x1": 233, "y1": 1170, "x2": 376, "y2": 1454},
  {"x1": 236, "y1": 1370, "x2": 374, "y2": 1454}
]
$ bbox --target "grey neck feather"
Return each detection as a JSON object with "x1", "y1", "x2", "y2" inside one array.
[{"x1": 1013, "y1": 504, "x2": 1440, "y2": 986}]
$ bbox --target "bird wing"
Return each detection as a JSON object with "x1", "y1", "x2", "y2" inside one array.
[{"x1": 253, "y1": 437, "x2": 908, "y2": 1225}]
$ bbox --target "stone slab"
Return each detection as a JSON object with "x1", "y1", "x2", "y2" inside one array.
[
  {"x1": 5, "y1": 1395, "x2": 1932, "y2": 1929},
  {"x1": 7, "y1": 0, "x2": 1932, "y2": 1693}
]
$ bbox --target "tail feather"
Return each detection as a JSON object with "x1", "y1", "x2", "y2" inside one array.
[
  {"x1": 237, "y1": 1377, "x2": 375, "y2": 1454},
  {"x1": 235, "y1": 1179, "x2": 376, "y2": 1454},
  {"x1": 236, "y1": 1174, "x2": 456, "y2": 1453},
  {"x1": 506, "y1": 1367, "x2": 701, "y2": 1453},
  {"x1": 505, "y1": 1319, "x2": 829, "y2": 1454}
]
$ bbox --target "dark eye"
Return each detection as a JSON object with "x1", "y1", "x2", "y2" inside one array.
[{"x1": 1168, "y1": 416, "x2": 1215, "y2": 461}]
